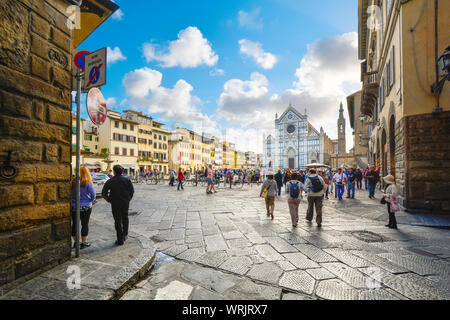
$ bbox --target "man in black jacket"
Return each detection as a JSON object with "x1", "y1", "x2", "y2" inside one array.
[{"x1": 102, "y1": 165, "x2": 134, "y2": 245}]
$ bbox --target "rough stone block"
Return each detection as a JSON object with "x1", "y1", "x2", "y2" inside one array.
[
  {"x1": 0, "y1": 185, "x2": 35, "y2": 209},
  {"x1": 0, "y1": 90, "x2": 33, "y2": 119},
  {"x1": 51, "y1": 65, "x2": 71, "y2": 89},
  {"x1": 0, "y1": 64, "x2": 72, "y2": 109},
  {"x1": 48, "y1": 104, "x2": 71, "y2": 126},
  {"x1": 0, "y1": 258, "x2": 15, "y2": 286},
  {"x1": 35, "y1": 183, "x2": 57, "y2": 204},
  {"x1": 50, "y1": 27, "x2": 71, "y2": 53},
  {"x1": 0, "y1": 0, "x2": 31, "y2": 73},
  {"x1": 30, "y1": 33, "x2": 48, "y2": 61},
  {"x1": 0, "y1": 115, "x2": 70, "y2": 144},
  {"x1": 44, "y1": 2, "x2": 71, "y2": 36},
  {"x1": 0, "y1": 139, "x2": 42, "y2": 162},
  {"x1": 57, "y1": 182, "x2": 72, "y2": 200},
  {"x1": 44, "y1": 143, "x2": 59, "y2": 162},
  {"x1": 52, "y1": 218, "x2": 71, "y2": 241},
  {"x1": 31, "y1": 12, "x2": 50, "y2": 39},
  {"x1": 59, "y1": 145, "x2": 71, "y2": 164},
  {"x1": 34, "y1": 100, "x2": 46, "y2": 121},
  {"x1": 31, "y1": 55, "x2": 50, "y2": 81},
  {"x1": 14, "y1": 224, "x2": 52, "y2": 256},
  {"x1": 0, "y1": 202, "x2": 70, "y2": 232},
  {"x1": 14, "y1": 240, "x2": 70, "y2": 278},
  {"x1": 0, "y1": 233, "x2": 15, "y2": 261},
  {"x1": 36, "y1": 164, "x2": 70, "y2": 182}
]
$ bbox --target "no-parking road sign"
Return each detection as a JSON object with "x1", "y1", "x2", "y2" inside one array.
[{"x1": 84, "y1": 47, "x2": 107, "y2": 90}]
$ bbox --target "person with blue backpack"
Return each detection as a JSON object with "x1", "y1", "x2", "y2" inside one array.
[
  {"x1": 286, "y1": 172, "x2": 306, "y2": 228},
  {"x1": 305, "y1": 169, "x2": 327, "y2": 227}
]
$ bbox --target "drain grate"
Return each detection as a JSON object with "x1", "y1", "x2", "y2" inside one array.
[{"x1": 350, "y1": 230, "x2": 385, "y2": 243}]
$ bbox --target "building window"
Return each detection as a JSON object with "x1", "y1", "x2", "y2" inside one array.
[
  {"x1": 130, "y1": 149, "x2": 134, "y2": 156},
  {"x1": 115, "y1": 121, "x2": 119, "y2": 128},
  {"x1": 115, "y1": 147, "x2": 119, "y2": 155},
  {"x1": 154, "y1": 143, "x2": 157, "y2": 148},
  {"x1": 122, "y1": 148, "x2": 127, "y2": 156},
  {"x1": 122, "y1": 135, "x2": 127, "y2": 142},
  {"x1": 130, "y1": 125, "x2": 134, "y2": 131},
  {"x1": 163, "y1": 136, "x2": 166, "y2": 141},
  {"x1": 123, "y1": 123, "x2": 127, "y2": 130}
]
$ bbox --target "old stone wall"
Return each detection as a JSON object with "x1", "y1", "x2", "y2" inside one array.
[
  {"x1": 0, "y1": 0, "x2": 73, "y2": 289},
  {"x1": 400, "y1": 111, "x2": 450, "y2": 214}
]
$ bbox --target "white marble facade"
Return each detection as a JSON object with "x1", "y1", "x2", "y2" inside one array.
[{"x1": 263, "y1": 104, "x2": 324, "y2": 170}]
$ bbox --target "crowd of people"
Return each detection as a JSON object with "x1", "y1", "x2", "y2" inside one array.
[
  {"x1": 259, "y1": 165, "x2": 399, "y2": 229},
  {"x1": 70, "y1": 163, "x2": 399, "y2": 250}
]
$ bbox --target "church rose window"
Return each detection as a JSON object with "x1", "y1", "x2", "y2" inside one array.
[{"x1": 287, "y1": 125, "x2": 296, "y2": 133}]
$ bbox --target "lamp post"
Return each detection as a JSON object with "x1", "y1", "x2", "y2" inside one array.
[{"x1": 431, "y1": 46, "x2": 450, "y2": 113}]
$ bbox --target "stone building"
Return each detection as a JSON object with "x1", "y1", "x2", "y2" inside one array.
[
  {"x1": 358, "y1": 0, "x2": 450, "y2": 214},
  {"x1": 330, "y1": 103, "x2": 357, "y2": 169},
  {"x1": 97, "y1": 110, "x2": 139, "y2": 175},
  {"x1": 0, "y1": 0, "x2": 118, "y2": 289},
  {"x1": 347, "y1": 90, "x2": 370, "y2": 169},
  {"x1": 263, "y1": 104, "x2": 335, "y2": 170}
]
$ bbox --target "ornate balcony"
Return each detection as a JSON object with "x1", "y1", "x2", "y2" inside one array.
[{"x1": 361, "y1": 68, "x2": 379, "y2": 117}]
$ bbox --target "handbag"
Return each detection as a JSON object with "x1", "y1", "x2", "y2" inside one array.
[
  {"x1": 261, "y1": 186, "x2": 268, "y2": 199},
  {"x1": 380, "y1": 197, "x2": 386, "y2": 204}
]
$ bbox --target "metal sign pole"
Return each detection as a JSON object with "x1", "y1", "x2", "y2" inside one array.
[{"x1": 75, "y1": 68, "x2": 82, "y2": 258}]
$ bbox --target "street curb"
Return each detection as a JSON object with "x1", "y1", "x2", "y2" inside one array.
[{"x1": 109, "y1": 234, "x2": 157, "y2": 300}]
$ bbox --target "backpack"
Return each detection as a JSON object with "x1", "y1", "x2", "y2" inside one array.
[
  {"x1": 289, "y1": 181, "x2": 300, "y2": 199},
  {"x1": 309, "y1": 176, "x2": 323, "y2": 193}
]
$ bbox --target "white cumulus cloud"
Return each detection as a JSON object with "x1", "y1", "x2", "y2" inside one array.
[
  {"x1": 107, "y1": 46, "x2": 126, "y2": 64},
  {"x1": 239, "y1": 39, "x2": 278, "y2": 69},
  {"x1": 122, "y1": 67, "x2": 216, "y2": 130},
  {"x1": 217, "y1": 32, "x2": 361, "y2": 151},
  {"x1": 143, "y1": 27, "x2": 218, "y2": 68}
]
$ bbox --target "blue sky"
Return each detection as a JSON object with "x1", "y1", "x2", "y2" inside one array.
[{"x1": 75, "y1": 0, "x2": 361, "y2": 153}]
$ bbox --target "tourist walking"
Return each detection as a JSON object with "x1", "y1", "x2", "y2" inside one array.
[
  {"x1": 274, "y1": 169, "x2": 283, "y2": 197},
  {"x1": 305, "y1": 169, "x2": 326, "y2": 227},
  {"x1": 346, "y1": 168, "x2": 356, "y2": 199},
  {"x1": 71, "y1": 166, "x2": 96, "y2": 249},
  {"x1": 101, "y1": 165, "x2": 134, "y2": 246},
  {"x1": 260, "y1": 171, "x2": 277, "y2": 219},
  {"x1": 365, "y1": 166, "x2": 379, "y2": 199},
  {"x1": 286, "y1": 172, "x2": 305, "y2": 227},
  {"x1": 177, "y1": 168, "x2": 185, "y2": 191},
  {"x1": 355, "y1": 168, "x2": 363, "y2": 189},
  {"x1": 206, "y1": 164, "x2": 216, "y2": 194},
  {"x1": 333, "y1": 168, "x2": 347, "y2": 201},
  {"x1": 381, "y1": 175, "x2": 399, "y2": 229}
]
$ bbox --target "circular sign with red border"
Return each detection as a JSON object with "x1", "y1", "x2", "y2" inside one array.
[
  {"x1": 74, "y1": 50, "x2": 91, "y2": 70},
  {"x1": 86, "y1": 88, "x2": 107, "y2": 125}
]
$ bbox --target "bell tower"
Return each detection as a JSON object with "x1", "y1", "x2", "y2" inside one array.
[{"x1": 338, "y1": 102, "x2": 346, "y2": 153}]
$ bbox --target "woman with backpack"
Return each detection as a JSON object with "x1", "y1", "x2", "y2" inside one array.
[
  {"x1": 381, "y1": 175, "x2": 399, "y2": 229},
  {"x1": 260, "y1": 171, "x2": 277, "y2": 219},
  {"x1": 286, "y1": 172, "x2": 306, "y2": 228}
]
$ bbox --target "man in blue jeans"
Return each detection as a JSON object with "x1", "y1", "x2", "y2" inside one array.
[
  {"x1": 346, "y1": 168, "x2": 356, "y2": 199},
  {"x1": 332, "y1": 168, "x2": 347, "y2": 201},
  {"x1": 274, "y1": 169, "x2": 283, "y2": 196},
  {"x1": 365, "y1": 166, "x2": 379, "y2": 199}
]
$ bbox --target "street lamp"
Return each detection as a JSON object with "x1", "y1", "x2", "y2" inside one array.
[{"x1": 431, "y1": 46, "x2": 450, "y2": 112}]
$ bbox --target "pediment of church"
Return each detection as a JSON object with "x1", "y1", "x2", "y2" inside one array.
[{"x1": 276, "y1": 105, "x2": 305, "y2": 123}]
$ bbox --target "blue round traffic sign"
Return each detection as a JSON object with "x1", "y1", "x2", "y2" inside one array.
[{"x1": 74, "y1": 50, "x2": 91, "y2": 70}]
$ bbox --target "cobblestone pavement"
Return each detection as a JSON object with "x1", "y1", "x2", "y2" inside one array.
[{"x1": 93, "y1": 182, "x2": 450, "y2": 300}]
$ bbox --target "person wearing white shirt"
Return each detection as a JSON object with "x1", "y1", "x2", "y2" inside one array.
[{"x1": 332, "y1": 168, "x2": 347, "y2": 200}]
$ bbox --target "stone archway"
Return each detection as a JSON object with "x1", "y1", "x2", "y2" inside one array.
[{"x1": 389, "y1": 115, "x2": 396, "y2": 176}]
